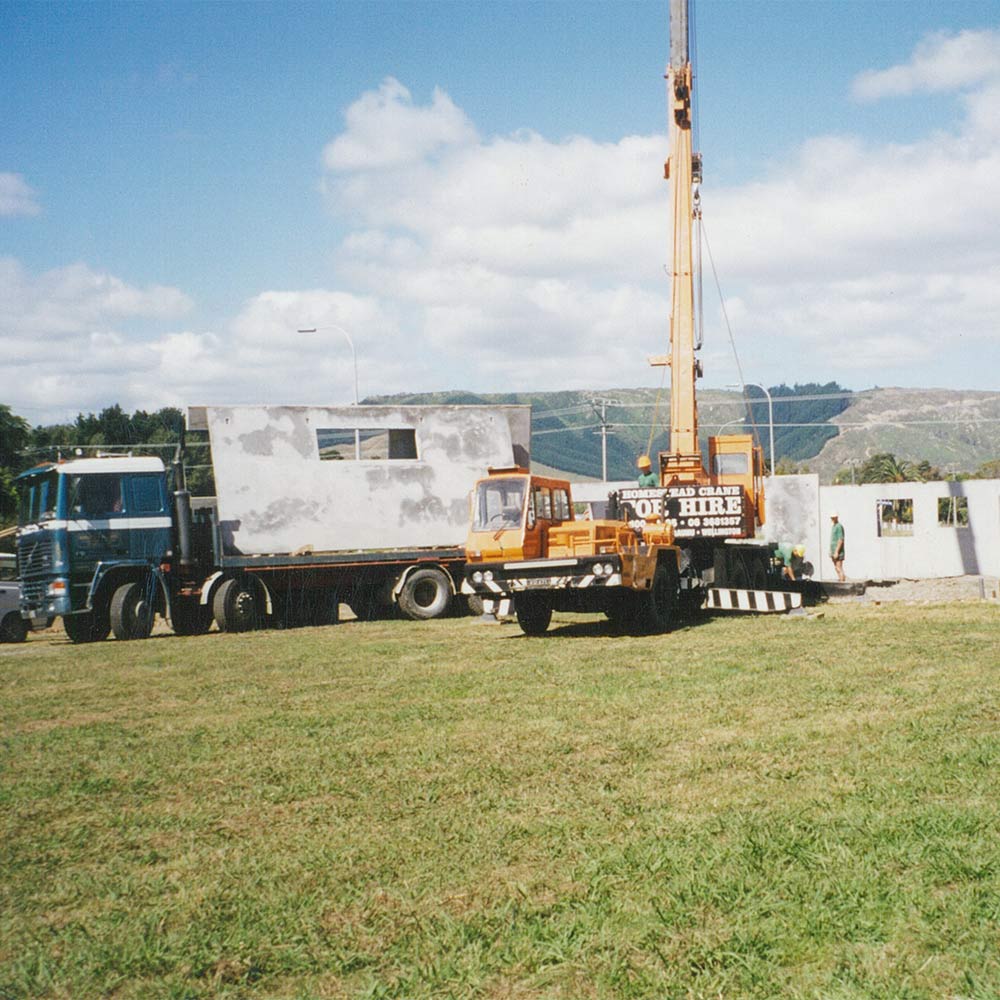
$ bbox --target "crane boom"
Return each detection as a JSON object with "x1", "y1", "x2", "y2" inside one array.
[{"x1": 652, "y1": 0, "x2": 705, "y2": 481}]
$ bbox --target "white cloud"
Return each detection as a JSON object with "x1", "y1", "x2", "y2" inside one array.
[
  {"x1": 0, "y1": 260, "x2": 195, "y2": 419},
  {"x1": 8, "y1": 24, "x2": 1000, "y2": 424},
  {"x1": 0, "y1": 173, "x2": 41, "y2": 216},
  {"x1": 852, "y1": 28, "x2": 1000, "y2": 101},
  {"x1": 323, "y1": 77, "x2": 477, "y2": 171},
  {"x1": 314, "y1": 64, "x2": 1000, "y2": 396},
  {"x1": 0, "y1": 258, "x2": 192, "y2": 340}
]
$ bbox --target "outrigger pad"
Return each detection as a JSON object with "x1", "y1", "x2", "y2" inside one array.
[{"x1": 705, "y1": 588, "x2": 802, "y2": 612}]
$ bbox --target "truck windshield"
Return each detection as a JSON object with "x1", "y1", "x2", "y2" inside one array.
[
  {"x1": 472, "y1": 478, "x2": 527, "y2": 531},
  {"x1": 17, "y1": 471, "x2": 60, "y2": 526},
  {"x1": 68, "y1": 474, "x2": 124, "y2": 518}
]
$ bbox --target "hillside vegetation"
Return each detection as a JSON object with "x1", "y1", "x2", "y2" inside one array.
[
  {"x1": 370, "y1": 383, "x2": 851, "y2": 480},
  {"x1": 371, "y1": 385, "x2": 1000, "y2": 482}
]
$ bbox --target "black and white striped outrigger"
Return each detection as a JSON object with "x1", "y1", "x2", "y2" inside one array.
[{"x1": 705, "y1": 587, "x2": 802, "y2": 612}]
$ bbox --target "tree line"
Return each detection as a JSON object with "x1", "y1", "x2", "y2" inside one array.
[
  {"x1": 0, "y1": 404, "x2": 198, "y2": 526},
  {"x1": 833, "y1": 452, "x2": 1000, "y2": 485}
]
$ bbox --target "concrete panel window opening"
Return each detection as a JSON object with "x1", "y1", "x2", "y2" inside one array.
[
  {"x1": 938, "y1": 496, "x2": 970, "y2": 528},
  {"x1": 877, "y1": 498, "x2": 914, "y2": 537},
  {"x1": 316, "y1": 428, "x2": 418, "y2": 461}
]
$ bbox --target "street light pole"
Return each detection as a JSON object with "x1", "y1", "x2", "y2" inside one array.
[
  {"x1": 728, "y1": 381, "x2": 774, "y2": 474},
  {"x1": 298, "y1": 324, "x2": 362, "y2": 459}
]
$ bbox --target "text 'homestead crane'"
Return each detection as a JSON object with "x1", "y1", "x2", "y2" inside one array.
[{"x1": 461, "y1": 0, "x2": 801, "y2": 635}]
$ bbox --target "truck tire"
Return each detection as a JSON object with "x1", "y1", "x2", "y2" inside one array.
[
  {"x1": 111, "y1": 580, "x2": 156, "y2": 640},
  {"x1": 63, "y1": 609, "x2": 111, "y2": 644},
  {"x1": 604, "y1": 593, "x2": 632, "y2": 633},
  {"x1": 514, "y1": 594, "x2": 552, "y2": 636},
  {"x1": 397, "y1": 567, "x2": 452, "y2": 620},
  {"x1": 213, "y1": 578, "x2": 262, "y2": 633},
  {"x1": 171, "y1": 597, "x2": 213, "y2": 636},
  {"x1": 633, "y1": 563, "x2": 678, "y2": 634},
  {"x1": 1, "y1": 611, "x2": 28, "y2": 643}
]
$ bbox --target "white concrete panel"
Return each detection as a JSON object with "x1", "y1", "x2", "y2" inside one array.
[
  {"x1": 818, "y1": 481, "x2": 1000, "y2": 582},
  {"x1": 761, "y1": 474, "x2": 822, "y2": 576},
  {"x1": 194, "y1": 405, "x2": 528, "y2": 555}
]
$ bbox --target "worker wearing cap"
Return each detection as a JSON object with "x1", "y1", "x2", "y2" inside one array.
[
  {"x1": 636, "y1": 455, "x2": 658, "y2": 487},
  {"x1": 829, "y1": 512, "x2": 846, "y2": 582},
  {"x1": 776, "y1": 541, "x2": 807, "y2": 581}
]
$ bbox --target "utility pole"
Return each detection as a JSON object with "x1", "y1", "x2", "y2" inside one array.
[{"x1": 589, "y1": 398, "x2": 620, "y2": 482}]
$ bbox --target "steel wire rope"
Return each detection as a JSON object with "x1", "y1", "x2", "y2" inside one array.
[{"x1": 698, "y1": 213, "x2": 765, "y2": 453}]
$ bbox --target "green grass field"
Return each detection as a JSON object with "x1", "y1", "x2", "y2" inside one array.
[{"x1": 2, "y1": 603, "x2": 998, "y2": 999}]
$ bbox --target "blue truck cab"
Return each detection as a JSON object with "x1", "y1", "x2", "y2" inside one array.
[{"x1": 16, "y1": 457, "x2": 176, "y2": 642}]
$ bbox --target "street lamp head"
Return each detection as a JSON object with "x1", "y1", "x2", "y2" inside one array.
[{"x1": 293, "y1": 323, "x2": 361, "y2": 405}]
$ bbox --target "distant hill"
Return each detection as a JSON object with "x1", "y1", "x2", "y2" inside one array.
[
  {"x1": 368, "y1": 385, "x2": 1000, "y2": 483},
  {"x1": 807, "y1": 388, "x2": 1000, "y2": 482}
]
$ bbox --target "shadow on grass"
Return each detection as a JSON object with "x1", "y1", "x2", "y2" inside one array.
[{"x1": 510, "y1": 610, "x2": 718, "y2": 639}]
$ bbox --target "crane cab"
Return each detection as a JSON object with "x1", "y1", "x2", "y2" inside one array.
[
  {"x1": 705, "y1": 432, "x2": 767, "y2": 530},
  {"x1": 465, "y1": 469, "x2": 574, "y2": 564}
]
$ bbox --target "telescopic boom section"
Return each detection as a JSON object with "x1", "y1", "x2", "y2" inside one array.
[{"x1": 652, "y1": 0, "x2": 705, "y2": 483}]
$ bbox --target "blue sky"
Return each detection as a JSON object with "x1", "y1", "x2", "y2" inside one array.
[{"x1": 3, "y1": 0, "x2": 1000, "y2": 423}]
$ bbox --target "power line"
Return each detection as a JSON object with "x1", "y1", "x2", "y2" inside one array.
[{"x1": 533, "y1": 416, "x2": 1000, "y2": 436}]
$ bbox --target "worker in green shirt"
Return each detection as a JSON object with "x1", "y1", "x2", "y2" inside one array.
[
  {"x1": 829, "y1": 512, "x2": 846, "y2": 581},
  {"x1": 636, "y1": 455, "x2": 658, "y2": 487},
  {"x1": 776, "y1": 541, "x2": 807, "y2": 581}
]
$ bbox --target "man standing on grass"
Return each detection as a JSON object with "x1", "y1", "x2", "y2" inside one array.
[{"x1": 829, "y1": 512, "x2": 846, "y2": 582}]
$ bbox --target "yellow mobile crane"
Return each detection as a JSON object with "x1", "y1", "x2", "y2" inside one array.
[{"x1": 462, "y1": 0, "x2": 800, "y2": 635}]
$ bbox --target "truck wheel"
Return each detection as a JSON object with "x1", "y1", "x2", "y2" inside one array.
[
  {"x1": 0, "y1": 612, "x2": 28, "y2": 643},
  {"x1": 634, "y1": 564, "x2": 677, "y2": 634},
  {"x1": 604, "y1": 593, "x2": 632, "y2": 633},
  {"x1": 515, "y1": 594, "x2": 552, "y2": 636},
  {"x1": 111, "y1": 580, "x2": 156, "y2": 640},
  {"x1": 213, "y1": 578, "x2": 262, "y2": 633},
  {"x1": 171, "y1": 597, "x2": 213, "y2": 636},
  {"x1": 397, "y1": 568, "x2": 453, "y2": 620},
  {"x1": 63, "y1": 609, "x2": 111, "y2": 644}
]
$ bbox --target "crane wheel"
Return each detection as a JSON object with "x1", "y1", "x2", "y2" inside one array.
[
  {"x1": 633, "y1": 564, "x2": 678, "y2": 634},
  {"x1": 515, "y1": 594, "x2": 552, "y2": 635}
]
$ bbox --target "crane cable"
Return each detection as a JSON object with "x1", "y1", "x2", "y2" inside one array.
[
  {"x1": 644, "y1": 350, "x2": 669, "y2": 458},
  {"x1": 699, "y1": 213, "x2": 764, "y2": 452}
]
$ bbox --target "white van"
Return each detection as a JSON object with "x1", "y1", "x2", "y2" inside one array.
[{"x1": 0, "y1": 553, "x2": 27, "y2": 642}]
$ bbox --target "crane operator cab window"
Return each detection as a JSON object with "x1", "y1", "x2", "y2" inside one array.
[
  {"x1": 713, "y1": 453, "x2": 749, "y2": 476},
  {"x1": 472, "y1": 477, "x2": 528, "y2": 531}
]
